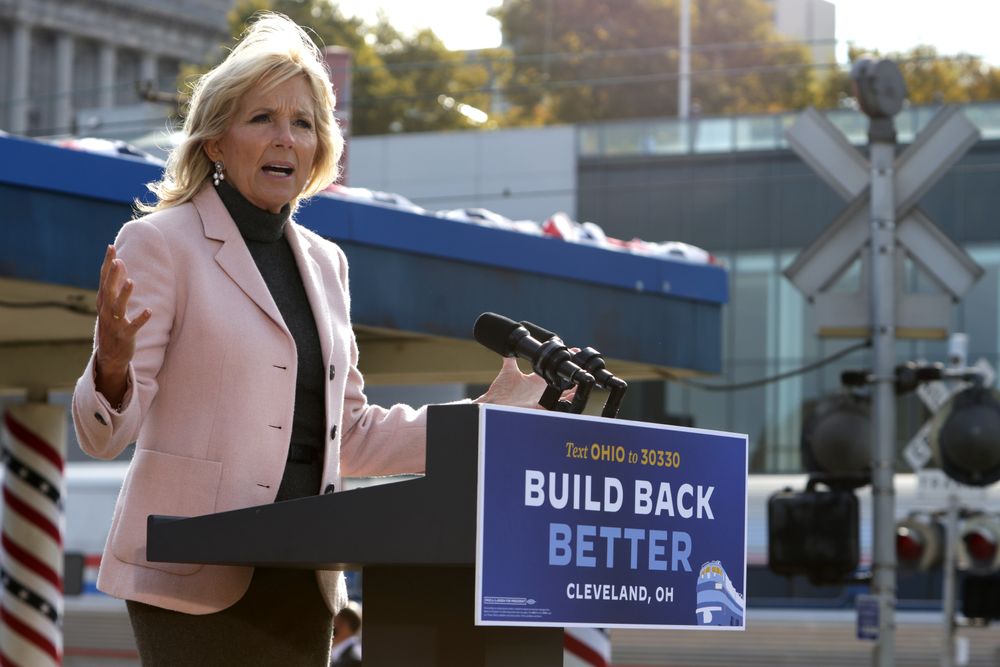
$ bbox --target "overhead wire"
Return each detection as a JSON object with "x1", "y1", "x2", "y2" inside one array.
[{"x1": 656, "y1": 339, "x2": 872, "y2": 391}]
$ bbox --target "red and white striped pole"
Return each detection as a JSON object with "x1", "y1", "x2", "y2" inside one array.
[{"x1": 1, "y1": 404, "x2": 66, "y2": 667}]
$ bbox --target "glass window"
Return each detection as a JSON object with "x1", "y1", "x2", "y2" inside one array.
[
  {"x1": 960, "y1": 244, "x2": 1000, "y2": 359},
  {"x1": 735, "y1": 116, "x2": 780, "y2": 151},
  {"x1": 643, "y1": 119, "x2": 689, "y2": 155},
  {"x1": 603, "y1": 122, "x2": 646, "y2": 156},
  {"x1": 577, "y1": 125, "x2": 603, "y2": 157},
  {"x1": 895, "y1": 107, "x2": 917, "y2": 144},
  {"x1": 776, "y1": 114, "x2": 797, "y2": 149},
  {"x1": 963, "y1": 103, "x2": 1000, "y2": 141},
  {"x1": 692, "y1": 117, "x2": 734, "y2": 153}
]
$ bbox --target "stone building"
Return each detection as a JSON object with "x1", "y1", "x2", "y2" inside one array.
[{"x1": 0, "y1": 0, "x2": 233, "y2": 137}]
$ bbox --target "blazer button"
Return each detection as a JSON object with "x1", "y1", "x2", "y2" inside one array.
[
  {"x1": 329, "y1": 364, "x2": 336, "y2": 381},
  {"x1": 324, "y1": 483, "x2": 336, "y2": 494},
  {"x1": 93, "y1": 412, "x2": 107, "y2": 426},
  {"x1": 329, "y1": 425, "x2": 337, "y2": 440}
]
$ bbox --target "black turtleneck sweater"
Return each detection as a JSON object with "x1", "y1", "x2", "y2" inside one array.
[{"x1": 215, "y1": 180, "x2": 325, "y2": 502}]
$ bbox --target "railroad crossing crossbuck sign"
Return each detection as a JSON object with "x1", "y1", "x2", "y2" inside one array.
[{"x1": 783, "y1": 106, "x2": 984, "y2": 338}]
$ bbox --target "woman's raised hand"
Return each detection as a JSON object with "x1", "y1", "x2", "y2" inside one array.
[{"x1": 94, "y1": 244, "x2": 151, "y2": 407}]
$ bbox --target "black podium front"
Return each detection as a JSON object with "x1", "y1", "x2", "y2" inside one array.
[{"x1": 147, "y1": 404, "x2": 563, "y2": 666}]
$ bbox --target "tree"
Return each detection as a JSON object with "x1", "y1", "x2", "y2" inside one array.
[
  {"x1": 688, "y1": 0, "x2": 814, "y2": 114},
  {"x1": 492, "y1": 0, "x2": 816, "y2": 124},
  {"x1": 354, "y1": 18, "x2": 498, "y2": 134},
  {"x1": 812, "y1": 44, "x2": 1000, "y2": 110},
  {"x1": 194, "y1": 0, "x2": 496, "y2": 135},
  {"x1": 183, "y1": 1, "x2": 1000, "y2": 136}
]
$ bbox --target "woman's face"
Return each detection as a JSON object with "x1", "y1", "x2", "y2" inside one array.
[{"x1": 206, "y1": 75, "x2": 318, "y2": 213}]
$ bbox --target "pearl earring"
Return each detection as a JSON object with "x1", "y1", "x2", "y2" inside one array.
[{"x1": 212, "y1": 160, "x2": 226, "y2": 187}]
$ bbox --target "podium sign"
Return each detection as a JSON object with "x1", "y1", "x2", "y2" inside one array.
[{"x1": 475, "y1": 405, "x2": 748, "y2": 630}]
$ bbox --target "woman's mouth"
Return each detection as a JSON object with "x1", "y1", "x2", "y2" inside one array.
[{"x1": 262, "y1": 163, "x2": 294, "y2": 177}]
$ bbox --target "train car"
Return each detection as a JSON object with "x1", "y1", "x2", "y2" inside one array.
[{"x1": 695, "y1": 560, "x2": 745, "y2": 627}]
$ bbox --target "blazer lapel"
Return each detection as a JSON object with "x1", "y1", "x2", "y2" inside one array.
[
  {"x1": 285, "y1": 222, "x2": 334, "y2": 366},
  {"x1": 192, "y1": 185, "x2": 287, "y2": 333}
]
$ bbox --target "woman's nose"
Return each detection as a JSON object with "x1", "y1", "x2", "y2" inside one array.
[{"x1": 273, "y1": 121, "x2": 295, "y2": 147}]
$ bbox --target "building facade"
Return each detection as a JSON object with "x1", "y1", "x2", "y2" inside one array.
[{"x1": 0, "y1": 0, "x2": 232, "y2": 137}]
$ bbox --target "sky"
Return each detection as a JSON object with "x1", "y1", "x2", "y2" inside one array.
[{"x1": 333, "y1": 0, "x2": 1000, "y2": 66}]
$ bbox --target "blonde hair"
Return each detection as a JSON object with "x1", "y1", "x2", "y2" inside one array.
[{"x1": 140, "y1": 13, "x2": 343, "y2": 213}]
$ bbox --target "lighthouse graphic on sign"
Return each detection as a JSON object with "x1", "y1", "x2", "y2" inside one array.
[{"x1": 695, "y1": 560, "x2": 745, "y2": 626}]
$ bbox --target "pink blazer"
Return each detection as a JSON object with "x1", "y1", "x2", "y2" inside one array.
[{"x1": 72, "y1": 184, "x2": 429, "y2": 614}]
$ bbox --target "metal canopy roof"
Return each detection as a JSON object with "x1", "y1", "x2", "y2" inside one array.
[{"x1": 0, "y1": 134, "x2": 725, "y2": 390}]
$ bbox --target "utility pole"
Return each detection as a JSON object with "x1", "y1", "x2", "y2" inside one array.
[{"x1": 678, "y1": 0, "x2": 690, "y2": 119}]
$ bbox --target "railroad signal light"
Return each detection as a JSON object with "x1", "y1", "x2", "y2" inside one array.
[
  {"x1": 894, "y1": 516, "x2": 943, "y2": 573},
  {"x1": 961, "y1": 573, "x2": 1000, "y2": 621},
  {"x1": 767, "y1": 480, "x2": 860, "y2": 584},
  {"x1": 958, "y1": 514, "x2": 1000, "y2": 575},
  {"x1": 932, "y1": 387, "x2": 1000, "y2": 487},
  {"x1": 800, "y1": 394, "x2": 871, "y2": 490},
  {"x1": 964, "y1": 530, "x2": 997, "y2": 562}
]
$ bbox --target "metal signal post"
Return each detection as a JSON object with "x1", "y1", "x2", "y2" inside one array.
[
  {"x1": 869, "y1": 129, "x2": 898, "y2": 667},
  {"x1": 785, "y1": 56, "x2": 984, "y2": 666},
  {"x1": 854, "y1": 59, "x2": 909, "y2": 667}
]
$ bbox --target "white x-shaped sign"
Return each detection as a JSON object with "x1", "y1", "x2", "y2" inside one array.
[{"x1": 783, "y1": 106, "x2": 984, "y2": 337}]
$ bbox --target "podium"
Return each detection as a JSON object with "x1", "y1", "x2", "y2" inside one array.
[{"x1": 147, "y1": 404, "x2": 563, "y2": 666}]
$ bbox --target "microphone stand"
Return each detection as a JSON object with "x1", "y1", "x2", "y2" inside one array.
[
  {"x1": 525, "y1": 338, "x2": 595, "y2": 415},
  {"x1": 536, "y1": 350, "x2": 628, "y2": 418},
  {"x1": 601, "y1": 377, "x2": 628, "y2": 419},
  {"x1": 537, "y1": 375, "x2": 594, "y2": 415},
  {"x1": 518, "y1": 321, "x2": 629, "y2": 418},
  {"x1": 572, "y1": 347, "x2": 628, "y2": 418}
]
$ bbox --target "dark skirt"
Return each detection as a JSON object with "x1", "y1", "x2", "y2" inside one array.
[{"x1": 126, "y1": 566, "x2": 333, "y2": 667}]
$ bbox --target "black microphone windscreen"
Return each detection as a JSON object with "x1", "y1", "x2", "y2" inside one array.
[
  {"x1": 520, "y1": 320, "x2": 559, "y2": 342},
  {"x1": 474, "y1": 312, "x2": 520, "y2": 356}
]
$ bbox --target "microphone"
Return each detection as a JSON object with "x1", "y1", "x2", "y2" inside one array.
[
  {"x1": 520, "y1": 320, "x2": 626, "y2": 390},
  {"x1": 474, "y1": 313, "x2": 595, "y2": 392},
  {"x1": 519, "y1": 319, "x2": 628, "y2": 419}
]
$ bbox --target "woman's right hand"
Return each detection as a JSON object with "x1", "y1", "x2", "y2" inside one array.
[{"x1": 95, "y1": 244, "x2": 152, "y2": 408}]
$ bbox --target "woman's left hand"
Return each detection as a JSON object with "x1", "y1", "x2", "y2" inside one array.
[{"x1": 474, "y1": 357, "x2": 552, "y2": 409}]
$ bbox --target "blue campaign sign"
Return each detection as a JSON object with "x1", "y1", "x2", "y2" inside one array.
[{"x1": 475, "y1": 405, "x2": 748, "y2": 630}]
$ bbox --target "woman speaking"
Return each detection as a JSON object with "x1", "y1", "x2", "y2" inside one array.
[{"x1": 72, "y1": 13, "x2": 543, "y2": 665}]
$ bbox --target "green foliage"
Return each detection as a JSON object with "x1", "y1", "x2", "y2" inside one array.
[
  {"x1": 890, "y1": 45, "x2": 1000, "y2": 105},
  {"x1": 493, "y1": 0, "x2": 817, "y2": 123},
  {"x1": 198, "y1": 0, "x2": 500, "y2": 135},
  {"x1": 182, "y1": 0, "x2": 1000, "y2": 136},
  {"x1": 813, "y1": 44, "x2": 1000, "y2": 110}
]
